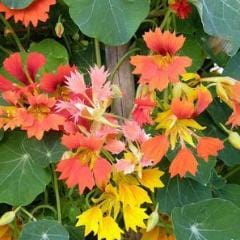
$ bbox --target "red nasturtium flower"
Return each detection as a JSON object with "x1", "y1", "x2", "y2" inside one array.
[
  {"x1": 0, "y1": 0, "x2": 56, "y2": 27},
  {"x1": 130, "y1": 28, "x2": 192, "y2": 91},
  {"x1": 169, "y1": 0, "x2": 192, "y2": 19},
  {"x1": 132, "y1": 97, "x2": 155, "y2": 126}
]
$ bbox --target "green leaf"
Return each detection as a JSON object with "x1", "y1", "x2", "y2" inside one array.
[
  {"x1": 1, "y1": 0, "x2": 33, "y2": 9},
  {"x1": 29, "y1": 39, "x2": 69, "y2": 73},
  {"x1": 224, "y1": 52, "x2": 240, "y2": 79},
  {"x1": 193, "y1": 0, "x2": 240, "y2": 56},
  {"x1": 172, "y1": 198, "x2": 240, "y2": 239},
  {"x1": 207, "y1": 98, "x2": 232, "y2": 125},
  {"x1": 65, "y1": 226, "x2": 85, "y2": 240},
  {"x1": 25, "y1": 132, "x2": 65, "y2": 168},
  {"x1": 217, "y1": 184, "x2": 240, "y2": 207},
  {"x1": 20, "y1": 220, "x2": 69, "y2": 240},
  {"x1": 0, "y1": 131, "x2": 51, "y2": 206},
  {"x1": 179, "y1": 37, "x2": 205, "y2": 72},
  {"x1": 64, "y1": 0, "x2": 150, "y2": 46},
  {"x1": 219, "y1": 141, "x2": 240, "y2": 166},
  {"x1": 187, "y1": 157, "x2": 216, "y2": 186},
  {"x1": 208, "y1": 170, "x2": 226, "y2": 190},
  {"x1": 157, "y1": 177, "x2": 212, "y2": 214},
  {"x1": 71, "y1": 42, "x2": 95, "y2": 73}
]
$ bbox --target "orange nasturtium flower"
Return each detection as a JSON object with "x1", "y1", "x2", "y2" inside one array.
[
  {"x1": 155, "y1": 86, "x2": 224, "y2": 177},
  {"x1": 130, "y1": 28, "x2": 192, "y2": 91},
  {"x1": 141, "y1": 226, "x2": 176, "y2": 240},
  {"x1": 0, "y1": 0, "x2": 56, "y2": 27}
]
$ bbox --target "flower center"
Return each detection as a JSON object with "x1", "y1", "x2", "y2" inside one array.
[{"x1": 151, "y1": 54, "x2": 173, "y2": 68}]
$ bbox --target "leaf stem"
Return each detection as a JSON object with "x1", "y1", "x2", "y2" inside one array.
[
  {"x1": 225, "y1": 166, "x2": 240, "y2": 179},
  {"x1": 160, "y1": 9, "x2": 172, "y2": 30},
  {"x1": 0, "y1": 14, "x2": 24, "y2": 52},
  {"x1": 20, "y1": 207, "x2": 37, "y2": 222},
  {"x1": 94, "y1": 38, "x2": 101, "y2": 66},
  {"x1": 110, "y1": 47, "x2": 140, "y2": 82},
  {"x1": 51, "y1": 165, "x2": 62, "y2": 223},
  {"x1": 0, "y1": 45, "x2": 12, "y2": 55},
  {"x1": 31, "y1": 205, "x2": 57, "y2": 218}
]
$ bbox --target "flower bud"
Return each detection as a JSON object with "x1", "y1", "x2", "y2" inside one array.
[
  {"x1": 55, "y1": 22, "x2": 64, "y2": 38},
  {"x1": 146, "y1": 205, "x2": 159, "y2": 232},
  {"x1": 228, "y1": 131, "x2": 240, "y2": 150},
  {"x1": 0, "y1": 210, "x2": 17, "y2": 226}
]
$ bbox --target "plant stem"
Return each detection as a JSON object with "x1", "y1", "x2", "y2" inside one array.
[
  {"x1": 225, "y1": 166, "x2": 240, "y2": 179},
  {"x1": 20, "y1": 207, "x2": 37, "y2": 222},
  {"x1": 0, "y1": 45, "x2": 12, "y2": 55},
  {"x1": 31, "y1": 205, "x2": 57, "y2": 218},
  {"x1": 110, "y1": 47, "x2": 140, "y2": 82},
  {"x1": 51, "y1": 165, "x2": 62, "y2": 223},
  {"x1": 94, "y1": 38, "x2": 101, "y2": 66},
  {"x1": 160, "y1": 9, "x2": 172, "y2": 29},
  {"x1": 0, "y1": 14, "x2": 24, "y2": 52}
]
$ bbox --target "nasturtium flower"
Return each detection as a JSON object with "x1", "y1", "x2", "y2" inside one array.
[
  {"x1": 119, "y1": 183, "x2": 152, "y2": 206},
  {"x1": 0, "y1": 52, "x2": 45, "y2": 89},
  {"x1": 227, "y1": 102, "x2": 240, "y2": 127},
  {"x1": 98, "y1": 216, "x2": 123, "y2": 240},
  {"x1": 131, "y1": 28, "x2": 192, "y2": 91},
  {"x1": 123, "y1": 204, "x2": 148, "y2": 232},
  {"x1": 0, "y1": 0, "x2": 56, "y2": 27},
  {"x1": 0, "y1": 225, "x2": 13, "y2": 240},
  {"x1": 141, "y1": 226, "x2": 176, "y2": 240},
  {"x1": 57, "y1": 156, "x2": 112, "y2": 193},
  {"x1": 76, "y1": 206, "x2": 103, "y2": 236},
  {"x1": 40, "y1": 65, "x2": 76, "y2": 94},
  {"x1": 132, "y1": 97, "x2": 156, "y2": 126},
  {"x1": 169, "y1": 0, "x2": 191, "y2": 19},
  {"x1": 141, "y1": 135, "x2": 169, "y2": 164},
  {"x1": 196, "y1": 137, "x2": 224, "y2": 161},
  {"x1": 16, "y1": 94, "x2": 65, "y2": 140},
  {"x1": 93, "y1": 184, "x2": 120, "y2": 219},
  {"x1": 139, "y1": 168, "x2": 164, "y2": 192},
  {"x1": 169, "y1": 147, "x2": 198, "y2": 177}
]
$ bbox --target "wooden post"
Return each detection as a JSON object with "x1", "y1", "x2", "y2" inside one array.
[{"x1": 105, "y1": 44, "x2": 135, "y2": 118}]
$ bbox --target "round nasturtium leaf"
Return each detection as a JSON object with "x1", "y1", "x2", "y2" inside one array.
[
  {"x1": 29, "y1": 39, "x2": 69, "y2": 73},
  {"x1": 20, "y1": 220, "x2": 69, "y2": 240},
  {"x1": 0, "y1": 131, "x2": 51, "y2": 206},
  {"x1": 1, "y1": 0, "x2": 34, "y2": 9},
  {"x1": 193, "y1": 0, "x2": 240, "y2": 56},
  {"x1": 172, "y1": 198, "x2": 240, "y2": 240},
  {"x1": 64, "y1": 0, "x2": 150, "y2": 46}
]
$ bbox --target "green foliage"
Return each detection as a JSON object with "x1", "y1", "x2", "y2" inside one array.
[
  {"x1": 29, "y1": 39, "x2": 69, "y2": 73},
  {"x1": 1, "y1": 0, "x2": 34, "y2": 9},
  {"x1": 0, "y1": 131, "x2": 51, "y2": 206},
  {"x1": 193, "y1": 0, "x2": 240, "y2": 56},
  {"x1": 179, "y1": 37, "x2": 205, "y2": 72},
  {"x1": 19, "y1": 220, "x2": 69, "y2": 240},
  {"x1": 224, "y1": 52, "x2": 240, "y2": 78},
  {"x1": 157, "y1": 177, "x2": 212, "y2": 214},
  {"x1": 64, "y1": 0, "x2": 150, "y2": 45},
  {"x1": 172, "y1": 199, "x2": 240, "y2": 239}
]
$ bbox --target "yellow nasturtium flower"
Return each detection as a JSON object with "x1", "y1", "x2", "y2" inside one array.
[
  {"x1": 98, "y1": 216, "x2": 123, "y2": 240},
  {"x1": 123, "y1": 204, "x2": 148, "y2": 232},
  {"x1": 76, "y1": 207, "x2": 102, "y2": 236},
  {"x1": 139, "y1": 168, "x2": 164, "y2": 192}
]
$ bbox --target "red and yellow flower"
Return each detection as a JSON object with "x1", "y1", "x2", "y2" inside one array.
[{"x1": 131, "y1": 28, "x2": 192, "y2": 91}]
